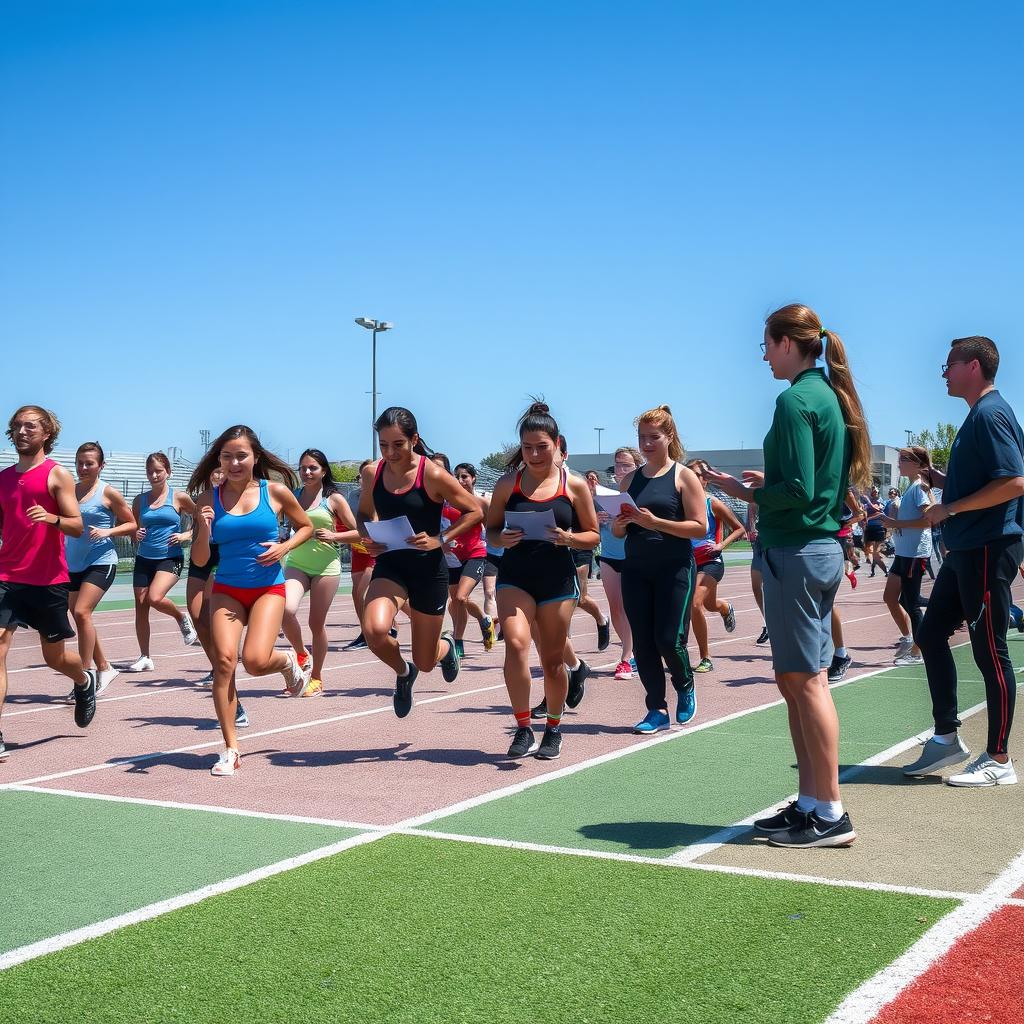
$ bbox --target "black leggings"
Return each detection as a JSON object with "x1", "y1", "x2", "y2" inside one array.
[
  {"x1": 621, "y1": 558, "x2": 696, "y2": 711},
  {"x1": 918, "y1": 537, "x2": 1021, "y2": 756},
  {"x1": 892, "y1": 555, "x2": 928, "y2": 642}
]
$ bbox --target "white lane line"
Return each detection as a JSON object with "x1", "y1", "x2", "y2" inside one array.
[
  {"x1": 824, "y1": 846, "x2": 1024, "y2": 1024},
  {"x1": 4, "y1": 785, "x2": 377, "y2": 831}
]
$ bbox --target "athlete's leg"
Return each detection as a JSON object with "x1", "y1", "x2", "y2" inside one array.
[
  {"x1": 363, "y1": 578, "x2": 407, "y2": 675},
  {"x1": 497, "y1": 587, "x2": 536, "y2": 718},
  {"x1": 133, "y1": 585, "x2": 151, "y2": 656},
  {"x1": 575, "y1": 563, "x2": 605, "y2": 626},
  {"x1": 145, "y1": 570, "x2": 184, "y2": 624},
  {"x1": 0, "y1": 628, "x2": 13, "y2": 718},
  {"x1": 482, "y1": 573, "x2": 497, "y2": 621},
  {"x1": 535, "y1": 598, "x2": 574, "y2": 721},
  {"x1": 601, "y1": 563, "x2": 632, "y2": 663},
  {"x1": 448, "y1": 585, "x2": 469, "y2": 639},
  {"x1": 307, "y1": 573, "x2": 341, "y2": 679},
  {"x1": 691, "y1": 578, "x2": 711, "y2": 661},
  {"x1": 408, "y1": 608, "x2": 447, "y2": 673},
  {"x1": 282, "y1": 569, "x2": 311, "y2": 657},
  {"x1": 40, "y1": 636, "x2": 88, "y2": 685},
  {"x1": 71, "y1": 582, "x2": 109, "y2": 671},
  {"x1": 452, "y1": 573, "x2": 485, "y2": 631},
  {"x1": 210, "y1": 594, "x2": 246, "y2": 750},
  {"x1": 779, "y1": 669, "x2": 839, "y2": 801},
  {"x1": 750, "y1": 567, "x2": 765, "y2": 617},
  {"x1": 883, "y1": 570, "x2": 911, "y2": 635},
  {"x1": 239, "y1": 591, "x2": 290, "y2": 677}
]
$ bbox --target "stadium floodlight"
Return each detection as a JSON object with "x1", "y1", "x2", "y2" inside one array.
[{"x1": 354, "y1": 318, "x2": 395, "y2": 458}]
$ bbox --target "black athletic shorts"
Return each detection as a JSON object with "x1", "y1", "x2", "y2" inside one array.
[
  {"x1": 865, "y1": 524, "x2": 886, "y2": 543},
  {"x1": 572, "y1": 548, "x2": 594, "y2": 573},
  {"x1": 188, "y1": 543, "x2": 220, "y2": 583},
  {"x1": 133, "y1": 555, "x2": 184, "y2": 589},
  {"x1": 373, "y1": 549, "x2": 449, "y2": 616},
  {"x1": 498, "y1": 554, "x2": 580, "y2": 607},
  {"x1": 598, "y1": 555, "x2": 626, "y2": 573},
  {"x1": 0, "y1": 581, "x2": 76, "y2": 642},
  {"x1": 696, "y1": 557, "x2": 725, "y2": 583},
  {"x1": 69, "y1": 564, "x2": 117, "y2": 594},
  {"x1": 482, "y1": 557, "x2": 499, "y2": 578},
  {"x1": 452, "y1": 557, "x2": 487, "y2": 588}
]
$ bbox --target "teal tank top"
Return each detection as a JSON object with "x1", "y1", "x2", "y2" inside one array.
[{"x1": 211, "y1": 480, "x2": 285, "y2": 587}]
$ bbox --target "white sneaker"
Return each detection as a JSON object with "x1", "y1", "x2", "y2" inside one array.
[
  {"x1": 127, "y1": 656, "x2": 155, "y2": 673},
  {"x1": 179, "y1": 613, "x2": 199, "y2": 646},
  {"x1": 894, "y1": 653, "x2": 924, "y2": 667},
  {"x1": 197, "y1": 670, "x2": 214, "y2": 687},
  {"x1": 895, "y1": 636, "x2": 915, "y2": 658},
  {"x1": 947, "y1": 754, "x2": 1017, "y2": 787},
  {"x1": 96, "y1": 667, "x2": 120, "y2": 694},
  {"x1": 210, "y1": 748, "x2": 240, "y2": 777},
  {"x1": 282, "y1": 650, "x2": 312, "y2": 696}
]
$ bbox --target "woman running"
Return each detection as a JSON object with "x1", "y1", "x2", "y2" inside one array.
[
  {"x1": 487, "y1": 401, "x2": 600, "y2": 760},
  {"x1": 65, "y1": 442, "x2": 136, "y2": 699},
  {"x1": 282, "y1": 448, "x2": 360, "y2": 697},
  {"x1": 747, "y1": 500, "x2": 770, "y2": 645},
  {"x1": 612, "y1": 406, "x2": 706, "y2": 734},
  {"x1": 861, "y1": 486, "x2": 889, "y2": 577},
  {"x1": 597, "y1": 447, "x2": 642, "y2": 679},
  {"x1": 189, "y1": 425, "x2": 314, "y2": 776},
  {"x1": 357, "y1": 408, "x2": 482, "y2": 718},
  {"x1": 344, "y1": 459, "x2": 381, "y2": 651},
  {"x1": 128, "y1": 453, "x2": 197, "y2": 672},
  {"x1": 707, "y1": 303, "x2": 870, "y2": 848},
  {"x1": 686, "y1": 459, "x2": 745, "y2": 673},
  {"x1": 445, "y1": 463, "x2": 496, "y2": 658}
]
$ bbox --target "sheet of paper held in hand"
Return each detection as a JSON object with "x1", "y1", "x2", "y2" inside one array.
[
  {"x1": 593, "y1": 492, "x2": 639, "y2": 517},
  {"x1": 504, "y1": 509, "x2": 558, "y2": 542},
  {"x1": 365, "y1": 516, "x2": 418, "y2": 552}
]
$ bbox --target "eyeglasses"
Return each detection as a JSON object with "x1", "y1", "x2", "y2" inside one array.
[
  {"x1": 942, "y1": 358, "x2": 970, "y2": 373},
  {"x1": 759, "y1": 342, "x2": 768, "y2": 354}
]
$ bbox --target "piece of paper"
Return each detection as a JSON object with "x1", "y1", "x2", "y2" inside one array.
[
  {"x1": 593, "y1": 492, "x2": 639, "y2": 517},
  {"x1": 443, "y1": 550, "x2": 462, "y2": 568},
  {"x1": 504, "y1": 508, "x2": 558, "y2": 542},
  {"x1": 365, "y1": 516, "x2": 418, "y2": 552}
]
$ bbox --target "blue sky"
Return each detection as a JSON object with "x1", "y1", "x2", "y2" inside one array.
[{"x1": 2, "y1": 1, "x2": 1022, "y2": 466}]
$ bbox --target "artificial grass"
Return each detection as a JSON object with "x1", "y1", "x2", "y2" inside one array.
[
  {"x1": 0, "y1": 833, "x2": 955, "y2": 1024},
  {"x1": 0, "y1": 790, "x2": 359, "y2": 954}
]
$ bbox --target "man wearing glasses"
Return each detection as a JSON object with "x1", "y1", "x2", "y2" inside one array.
[{"x1": 903, "y1": 337, "x2": 1024, "y2": 786}]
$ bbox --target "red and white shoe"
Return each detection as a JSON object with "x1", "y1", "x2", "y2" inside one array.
[
  {"x1": 211, "y1": 748, "x2": 240, "y2": 777},
  {"x1": 613, "y1": 660, "x2": 633, "y2": 680}
]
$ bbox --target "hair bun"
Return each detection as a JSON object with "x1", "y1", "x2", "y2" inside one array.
[
  {"x1": 529, "y1": 402, "x2": 550, "y2": 415},
  {"x1": 659, "y1": 404, "x2": 672, "y2": 414}
]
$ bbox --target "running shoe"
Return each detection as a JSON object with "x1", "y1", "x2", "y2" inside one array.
[
  {"x1": 507, "y1": 726, "x2": 539, "y2": 758},
  {"x1": 633, "y1": 709, "x2": 670, "y2": 734},
  {"x1": 597, "y1": 619, "x2": 611, "y2": 651},
  {"x1": 63, "y1": 687, "x2": 77, "y2": 705},
  {"x1": 613, "y1": 660, "x2": 633, "y2": 680},
  {"x1": 895, "y1": 636, "x2": 915, "y2": 658},
  {"x1": 211, "y1": 748, "x2": 240, "y2": 776},
  {"x1": 297, "y1": 649, "x2": 311, "y2": 669},
  {"x1": 566, "y1": 660, "x2": 590, "y2": 709},
  {"x1": 722, "y1": 602, "x2": 736, "y2": 633},
  {"x1": 198, "y1": 670, "x2": 214, "y2": 687},
  {"x1": 767, "y1": 811, "x2": 856, "y2": 848},
  {"x1": 496, "y1": 627, "x2": 504, "y2": 643},
  {"x1": 480, "y1": 616, "x2": 496, "y2": 652},
  {"x1": 282, "y1": 649, "x2": 312, "y2": 696},
  {"x1": 675, "y1": 686, "x2": 696, "y2": 725},
  {"x1": 390, "y1": 626, "x2": 398, "y2": 639},
  {"x1": 755, "y1": 626, "x2": 770, "y2": 646},
  {"x1": 439, "y1": 631, "x2": 460, "y2": 683},
  {"x1": 629, "y1": 657, "x2": 636, "y2": 671},
  {"x1": 454, "y1": 638, "x2": 465, "y2": 660},
  {"x1": 393, "y1": 663, "x2": 419, "y2": 718},
  {"x1": 753, "y1": 800, "x2": 804, "y2": 834},
  {"x1": 947, "y1": 754, "x2": 1017, "y2": 787},
  {"x1": 179, "y1": 613, "x2": 199, "y2": 646},
  {"x1": 0, "y1": 731, "x2": 7, "y2": 762},
  {"x1": 826, "y1": 654, "x2": 852, "y2": 683},
  {"x1": 846, "y1": 571, "x2": 857, "y2": 590},
  {"x1": 73, "y1": 670, "x2": 97, "y2": 728},
  {"x1": 531, "y1": 698, "x2": 548, "y2": 720},
  {"x1": 694, "y1": 658, "x2": 713, "y2": 673},
  {"x1": 536, "y1": 728, "x2": 562, "y2": 760},
  {"x1": 894, "y1": 653, "x2": 924, "y2": 667},
  {"x1": 235, "y1": 702, "x2": 249, "y2": 728},
  {"x1": 96, "y1": 666, "x2": 119, "y2": 695},
  {"x1": 127, "y1": 656, "x2": 155, "y2": 673},
  {"x1": 343, "y1": 633, "x2": 368, "y2": 651},
  {"x1": 902, "y1": 735, "x2": 970, "y2": 777},
  {"x1": 300, "y1": 677, "x2": 324, "y2": 698}
]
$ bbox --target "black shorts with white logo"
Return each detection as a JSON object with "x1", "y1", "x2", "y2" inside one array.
[{"x1": 0, "y1": 581, "x2": 76, "y2": 642}]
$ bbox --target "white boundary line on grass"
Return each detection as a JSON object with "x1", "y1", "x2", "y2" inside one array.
[{"x1": 823, "y1": 846, "x2": 1024, "y2": 1024}]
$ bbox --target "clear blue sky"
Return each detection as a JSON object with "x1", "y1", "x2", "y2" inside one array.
[{"x1": 2, "y1": 1, "x2": 1022, "y2": 466}]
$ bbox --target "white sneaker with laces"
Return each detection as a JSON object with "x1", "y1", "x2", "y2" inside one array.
[
  {"x1": 96, "y1": 667, "x2": 120, "y2": 695},
  {"x1": 179, "y1": 613, "x2": 199, "y2": 646},
  {"x1": 127, "y1": 656, "x2": 155, "y2": 673},
  {"x1": 947, "y1": 754, "x2": 1017, "y2": 787},
  {"x1": 210, "y1": 748, "x2": 240, "y2": 777},
  {"x1": 895, "y1": 636, "x2": 915, "y2": 658},
  {"x1": 894, "y1": 653, "x2": 924, "y2": 667},
  {"x1": 282, "y1": 650, "x2": 312, "y2": 696}
]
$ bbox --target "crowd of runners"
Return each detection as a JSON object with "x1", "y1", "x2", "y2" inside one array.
[{"x1": 2, "y1": 304, "x2": 1022, "y2": 849}]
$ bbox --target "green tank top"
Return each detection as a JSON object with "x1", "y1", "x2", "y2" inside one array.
[{"x1": 286, "y1": 493, "x2": 341, "y2": 576}]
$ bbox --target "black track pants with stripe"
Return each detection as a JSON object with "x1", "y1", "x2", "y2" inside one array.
[{"x1": 918, "y1": 537, "x2": 1022, "y2": 756}]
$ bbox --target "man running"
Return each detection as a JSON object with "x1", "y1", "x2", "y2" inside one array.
[{"x1": 0, "y1": 405, "x2": 98, "y2": 761}]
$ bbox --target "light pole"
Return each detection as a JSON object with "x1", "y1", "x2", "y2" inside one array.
[
  {"x1": 594, "y1": 427, "x2": 605, "y2": 454},
  {"x1": 355, "y1": 317, "x2": 394, "y2": 458},
  {"x1": 904, "y1": 428, "x2": 913, "y2": 447}
]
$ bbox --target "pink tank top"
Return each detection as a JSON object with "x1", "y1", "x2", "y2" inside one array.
[{"x1": 0, "y1": 459, "x2": 69, "y2": 585}]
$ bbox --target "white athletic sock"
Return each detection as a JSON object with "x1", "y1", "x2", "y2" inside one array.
[
  {"x1": 932, "y1": 732, "x2": 957, "y2": 745},
  {"x1": 397, "y1": 661, "x2": 411, "y2": 679},
  {"x1": 835, "y1": 647, "x2": 848, "y2": 659},
  {"x1": 566, "y1": 657, "x2": 580, "y2": 671},
  {"x1": 795, "y1": 794, "x2": 816, "y2": 812},
  {"x1": 815, "y1": 800, "x2": 843, "y2": 822}
]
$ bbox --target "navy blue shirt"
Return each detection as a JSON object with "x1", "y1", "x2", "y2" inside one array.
[{"x1": 942, "y1": 390, "x2": 1024, "y2": 550}]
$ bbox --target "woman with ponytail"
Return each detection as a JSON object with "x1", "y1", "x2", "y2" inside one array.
[{"x1": 707, "y1": 304, "x2": 870, "y2": 848}]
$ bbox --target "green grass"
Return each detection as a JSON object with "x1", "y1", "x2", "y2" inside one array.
[{"x1": 0, "y1": 833, "x2": 954, "y2": 1024}]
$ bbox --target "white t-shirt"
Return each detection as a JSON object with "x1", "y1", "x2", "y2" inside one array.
[{"x1": 893, "y1": 481, "x2": 933, "y2": 558}]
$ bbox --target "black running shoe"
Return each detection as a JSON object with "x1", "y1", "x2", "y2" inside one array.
[
  {"x1": 0, "y1": 731, "x2": 7, "y2": 762},
  {"x1": 566, "y1": 660, "x2": 590, "y2": 709},
  {"x1": 755, "y1": 626, "x2": 770, "y2": 646},
  {"x1": 827, "y1": 654, "x2": 852, "y2": 683},
  {"x1": 536, "y1": 728, "x2": 562, "y2": 760},
  {"x1": 753, "y1": 801, "x2": 806, "y2": 834},
  {"x1": 343, "y1": 633, "x2": 368, "y2": 651},
  {"x1": 439, "y1": 631, "x2": 460, "y2": 683},
  {"x1": 597, "y1": 619, "x2": 610, "y2": 652},
  {"x1": 767, "y1": 811, "x2": 856, "y2": 848},
  {"x1": 496, "y1": 628, "x2": 504, "y2": 643},
  {"x1": 73, "y1": 670, "x2": 97, "y2": 728},
  {"x1": 393, "y1": 663, "x2": 419, "y2": 718},
  {"x1": 389, "y1": 626, "x2": 398, "y2": 639},
  {"x1": 507, "y1": 726, "x2": 538, "y2": 758},
  {"x1": 531, "y1": 698, "x2": 548, "y2": 720}
]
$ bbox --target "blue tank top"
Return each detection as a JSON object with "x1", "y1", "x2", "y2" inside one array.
[
  {"x1": 66, "y1": 480, "x2": 118, "y2": 572},
  {"x1": 137, "y1": 489, "x2": 183, "y2": 560},
  {"x1": 692, "y1": 496, "x2": 718, "y2": 553},
  {"x1": 599, "y1": 519, "x2": 626, "y2": 561},
  {"x1": 211, "y1": 480, "x2": 284, "y2": 587}
]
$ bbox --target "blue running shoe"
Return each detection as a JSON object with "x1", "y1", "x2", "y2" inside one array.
[
  {"x1": 675, "y1": 687, "x2": 696, "y2": 725},
  {"x1": 633, "y1": 709, "x2": 670, "y2": 734},
  {"x1": 235, "y1": 702, "x2": 250, "y2": 728},
  {"x1": 629, "y1": 657, "x2": 637, "y2": 671}
]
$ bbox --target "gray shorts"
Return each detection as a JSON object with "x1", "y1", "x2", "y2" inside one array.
[
  {"x1": 696, "y1": 557, "x2": 725, "y2": 583},
  {"x1": 750, "y1": 538, "x2": 764, "y2": 575},
  {"x1": 761, "y1": 539, "x2": 843, "y2": 675}
]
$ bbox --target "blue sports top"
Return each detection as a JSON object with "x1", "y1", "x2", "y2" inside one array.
[
  {"x1": 599, "y1": 518, "x2": 625, "y2": 561},
  {"x1": 137, "y1": 489, "x2": 183, "y2": 560},
  {"x1": 66, "y1": 480, "x2": 118, "y2": 572},
  {"x1": 211, "y1": 480, "x2": 285, "y2": 587}
]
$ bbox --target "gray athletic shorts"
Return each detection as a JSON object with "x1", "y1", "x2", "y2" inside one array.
[
  {"x1": 761, "y1": 539, "x2": 843, "y2": 675},
  {"x1": 750, "y1": 538, "x2": 764, "y2": 575},
  {"x1": 696, "y1": 557, "x2": 725, "y2": 583}
]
